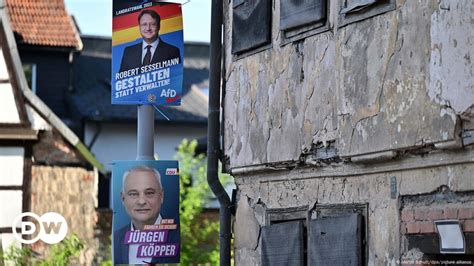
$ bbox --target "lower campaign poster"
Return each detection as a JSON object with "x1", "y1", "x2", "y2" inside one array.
[{"x1": 112, "y1": 160, "x2": 180, "y2": 264}]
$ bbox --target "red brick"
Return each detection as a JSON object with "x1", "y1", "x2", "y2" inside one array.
[
  {"x1": 443, "y1": 208, "x2": 458, "y2": 219},
  {"x1": 427, "y1": 209, "x2": 443, "y2": 220},
  {"x1": 406, "y1": 222, "x2": 420, "y2": 234},
  {"x1": 419, "y1": 221, "x2": 435, "y2": 233},
  {"x1": 414, "y1": 209, "x2": 427, "y2": 221},
  {"x1": 458, "y1": 208, "x2": 474, "y2": 219},
  {"x1": 401, "y1": 209, "x2": 414, "y2": 222},
  {"x1": 463, "y1": 220, "x2": 474, "y2": 232}
]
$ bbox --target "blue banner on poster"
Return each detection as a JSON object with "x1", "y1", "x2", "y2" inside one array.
[
  {"x1": 112, "y1": 160, "x2": 180, "y2": 264},
  {"x1": 112, "y1": 1, "x2": 183, "y2": 105}
]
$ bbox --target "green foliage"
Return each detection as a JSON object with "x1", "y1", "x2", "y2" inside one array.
[
  {"x1": 176, "y1": 139, "x2": 232, "y2": 265},
  {"x1": 40, "y1": 235, "x2": 84, "y2": 266},
  {"x1": 1, "y1": 244, "x2": 32, "y2": 266},
  {"x1": 99, "y1": 239, "x2": 112, "y2": 266},
  {"x1": 1, "y1": 235, "x2": 84, "y2": 266}
]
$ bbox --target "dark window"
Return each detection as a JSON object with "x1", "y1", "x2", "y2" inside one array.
[
  {"x1": 262, "y1": 204, "x2": 368, "y2": 265},
  {"x1": 266, "y1": 207, "x2": 308, "y2": 265},
  {"x1": 309, "y1": 214, "x2": 362, "y2": 265},
  {"x1": 280, "y1": 0, "x2": 329, "y2": 44},
  {"x1": 262, "y1": 221, "x2": 305, "y2": 266},
  {"x1": 232, "y1": 0, "x2": 272, "y2": 54},
  {"x1": 339, "y1": 0, "x2": 396, "y2": 27},
  {"x1": 311, "y1": 203, "x2": 368, "y2": 264},
  {"x1": 280, "y1": 0, "x2": 326, "y2": 31}
]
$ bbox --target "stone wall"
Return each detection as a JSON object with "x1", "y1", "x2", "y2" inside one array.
[{"x1": 30, "y1": 165, "x2": 98, "y2": 265}]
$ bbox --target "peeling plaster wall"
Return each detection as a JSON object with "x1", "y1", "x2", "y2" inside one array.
[
  {"x1": 223, "y1": 0, "x2": 474, "y2": 168},
  {"x1": 223, "y1": 0, "x2": 474, "y2": 263},
  {"x1": 233, "y1": 161, "x2": 474, "y2": 265},
  {"x1": 429, "y1": 0, "x2": 473, "y2": 113}
]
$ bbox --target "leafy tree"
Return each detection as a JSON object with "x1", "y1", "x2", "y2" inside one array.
[{"x1": 176, "y1": 139, "x2": 232, "y2": 265}]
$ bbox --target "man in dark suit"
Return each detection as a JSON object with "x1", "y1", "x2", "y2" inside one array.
[
  {"x1": 119, "y1": 9, "x2": 181, "y2": 73},
  {"x1": 113, "y1": 165, "x2": 180, "y2": 265}
]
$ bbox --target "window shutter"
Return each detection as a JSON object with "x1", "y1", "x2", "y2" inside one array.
[
  {"x1": 232, "y1": 0, "x2": 271, "y2": 54},
  {"x1": 280, "y1": 0, "x2": 326, "y2": 31},
  {"x1": 261, "y1": 221, "x2": 305, "y2": 266},
  {"x1": 308, "y1": 213, "x2": 362, "y2": 265}
]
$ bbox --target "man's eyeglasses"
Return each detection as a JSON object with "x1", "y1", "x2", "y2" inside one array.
[{"x1": 140, "y1": 23, "x2": 158, "y2": 28}]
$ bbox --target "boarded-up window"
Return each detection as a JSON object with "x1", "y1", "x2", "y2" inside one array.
[
  {"x1": 339, "y1": 0, "x2": 396, "y2": 27},
  {"x1": 308, "y1": 214, "x2": 362, "y2": 265},
  {"x1": 263, "y1": 205, "x2": 366, "y2": 264},
  {"x1": 232, "y1": 0, "x2": 272, "y2": 54},
  {"x1": 280, "y1": 0, "x2": 326, "y2": 31},
  {"x1": 261, "y1": 221, "x2": 305, "y2": 266},
  {"x1": 279, "y1": 0, "x2": 329, "y2": 44}
]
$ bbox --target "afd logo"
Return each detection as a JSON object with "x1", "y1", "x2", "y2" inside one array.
[{"x1": 12, "y1": 212, "x2": 68, "y2": 244}]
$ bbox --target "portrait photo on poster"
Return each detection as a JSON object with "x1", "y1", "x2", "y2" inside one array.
[
  {"x1": 112, "y1": 160, "x2": 180, "y2": 265},
  {"x1": 112, "y1": 1, "x2": 184, "y2": 105}
]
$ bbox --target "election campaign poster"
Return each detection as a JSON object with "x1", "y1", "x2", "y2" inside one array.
[
  {"x1": 112, "y1": 160, "x2": 180, "y2": 264},
  {"x1": 112, "y1": 1, "x2": 183, "y2": 105}
]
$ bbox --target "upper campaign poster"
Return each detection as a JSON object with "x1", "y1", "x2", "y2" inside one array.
[
  {"x1": 112, "y1": 1, "x2": 183, "y2": 105},
  {"x1": 112, "y1": 160, "x2": 180, "y2": 264}
]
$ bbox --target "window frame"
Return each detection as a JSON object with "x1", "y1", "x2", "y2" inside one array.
[
  {"x1": 338, "y1": 0, "x2": 396, "y2": 28},
  {"x1": 231, "y1": 0, "x2": 273, "y2": 57},
  {"x1": 310, "y1": 203, "x2": 369, "y2": 265},
  {"x1": 279, "y1": 0, "x2": 330, "y2": 46}
]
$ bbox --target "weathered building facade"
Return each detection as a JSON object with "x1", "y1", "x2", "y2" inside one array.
[{"x1": 223, "y1": 0, "x2": 473, "y2": 264}]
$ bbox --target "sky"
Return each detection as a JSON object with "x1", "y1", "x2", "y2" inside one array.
[{"x1": 64, "y1": 0, "x2": 211, "y2": 43}]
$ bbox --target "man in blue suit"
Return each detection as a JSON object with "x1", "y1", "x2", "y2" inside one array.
[
  {"x1": 113, "y1": 165, "x2": 180, "y2": 264},
  {"x1": 119, "y1": 9, "x2": 181, "y2": 73}
]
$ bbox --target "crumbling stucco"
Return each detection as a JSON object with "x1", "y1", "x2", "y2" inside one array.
[
  {"x1": 428, "y1": 0, "x2": 474, "y2": 113},
  {"x1": 224, "y1": 0, "x2": 474, "y2": 264},
  {"x1": 232, "y1": 162, "x2": 474, "y2": 265},
  {"x1": 234, "y1": 195, "x2": 260, "y2": 250},
  {"x1": 223, "y1": 0, "x2": 473, "y2": 169}
]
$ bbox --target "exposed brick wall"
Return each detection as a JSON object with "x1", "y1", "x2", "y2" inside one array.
[
  {"x1": 401, "y1": 207, "x2": 474, "y2": 235},
  {"x1": 31, "y1": 165, "x2": 98, "y2": 265}
]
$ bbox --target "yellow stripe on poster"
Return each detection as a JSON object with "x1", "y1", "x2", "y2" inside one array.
[{"x1": 113, "y1": 16, "x2": 183, "y2": 46}]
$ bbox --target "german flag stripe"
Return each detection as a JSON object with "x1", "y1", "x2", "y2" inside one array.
[
  {"x1": 113, "y1": 5, "x2": 181, "y2": 31},
  {"x1": 112, "y1": 16, "x2": 183, "y2": 46}
]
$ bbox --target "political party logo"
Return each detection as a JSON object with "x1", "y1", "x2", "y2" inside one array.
[
  {"x1": 165, "y1": 168, "x2": 178, "y2": 175},
  {"x1": 12, "y1": 212, "x2": 68, "y2": 244}
]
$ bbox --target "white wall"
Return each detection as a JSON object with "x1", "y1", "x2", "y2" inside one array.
[
  {"x1": 0, "y1": 147, "x2": 24, "y2": 186},
  {"x1": 0, "y1": 83, "x2": 21, "y2": 124},
  {"x1": 0, "y1": 49, "x2": 9, "y2": 80},
  {"x1": 0, "y1": 191, "x2": 23, "y2": 228},
  {"x1": 0, "y1": 147, "x2": 24, "y2": 250},
  {"x1": 84, "y1": 122, "x2": 207, "y2": 172}
]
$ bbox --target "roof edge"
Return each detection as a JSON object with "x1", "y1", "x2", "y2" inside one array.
[
  {"x1": 69, "y1": 14, "x2": 83, "y2": 51},
  {"x1": 0, "y1": 7, "x2": 104, "y2": 173}
]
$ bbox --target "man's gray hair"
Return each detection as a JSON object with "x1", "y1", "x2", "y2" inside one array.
[{"x1": 122, "y1": 165, "x2": 162, "y2": 192}]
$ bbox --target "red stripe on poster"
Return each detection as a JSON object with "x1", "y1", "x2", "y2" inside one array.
[{"x1": 113, "y1": 5, "x2": 182, "y2": 31}]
